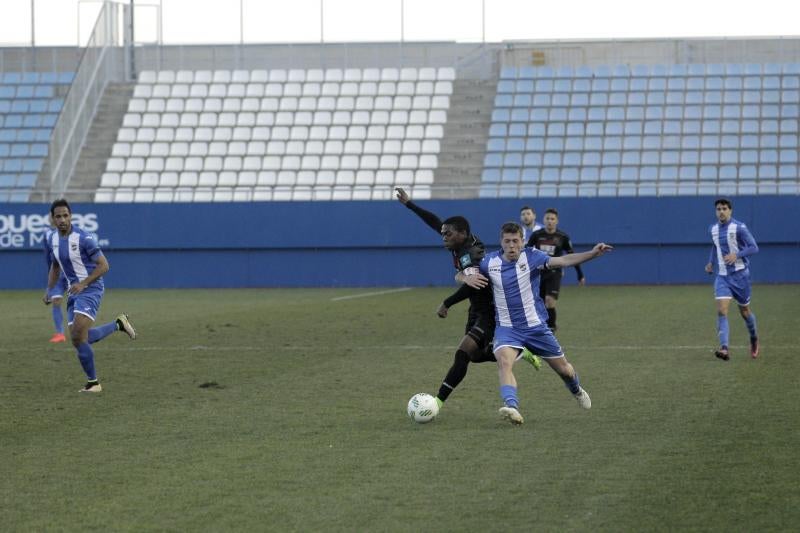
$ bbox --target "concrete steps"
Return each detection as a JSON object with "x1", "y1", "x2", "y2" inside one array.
[
  {"x1": 67, "y1": 83, "x2": 133, "y2": 201},
  {"x1": 434, "y1": 78, "x2": 495, "y2": 198}
]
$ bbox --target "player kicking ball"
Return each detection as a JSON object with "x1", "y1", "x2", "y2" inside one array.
[{"x1": 459, "y1": 222, "x2": 612, "y2": 425}]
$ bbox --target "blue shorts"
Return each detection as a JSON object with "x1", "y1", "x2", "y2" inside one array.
[
  {"x1": 493, "y1": 325, "x2": 564, "y2": 359},
  {"x1": 714, "y1": 270, "x2": 752, "y2": 306},
  {"x1": 47, "y1": 275, "x2": 68, "y2": 301},
  {"x1": 66, "y1": 288, "x2": 104, "y2": 324}
]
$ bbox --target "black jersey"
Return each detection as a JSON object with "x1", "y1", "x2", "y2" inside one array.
[
  {"x1": 404, "y1": 201, "x2": 494, "y2": 312},
  {"x1": 527, "y1": 228, "x2": 584, "y2": 280}
]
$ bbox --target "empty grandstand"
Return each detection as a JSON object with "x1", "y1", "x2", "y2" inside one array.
[{"x1": 0, "y1": 1, "x2": 798, "y2": 204}]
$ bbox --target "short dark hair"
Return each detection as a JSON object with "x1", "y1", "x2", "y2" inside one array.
[
  {"x1": 442, "y1": 216, "x2": 470, "y2": 235},
  {"x1": 544, "y1": 208, "x2": 558, "y2": 217},
  {"x1": 501, "y1": 222, "x2": 524, "y2": 238},
  {"x1": 50, "y1": 198, "x2": 71, "y2": 216},
  {"x1": 715, "y1": 198, "x2": 732, "y2": 209},
  {"x1": 520, "y1": 205, "x2": 535, "y2": 213}
]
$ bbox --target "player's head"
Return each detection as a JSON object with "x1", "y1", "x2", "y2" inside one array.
[
  {"x1": 714, "y1": 198, "x2": 733, "y2": 223},
  {"x1": 543, "y1": 208, "x2": 559, "y2": 232},
  {"x1": 500, "y1": 222, "x2": 524, "y2": 261},
  {"x1": 440, "y1": 216, "x2": 470, "y2": 250},
  {"x1": 50, "y1": 199, "x2": 72, "y2": 234},
  {"x1": 519, "y1": 206, "x2": 536, "y2": 226}
]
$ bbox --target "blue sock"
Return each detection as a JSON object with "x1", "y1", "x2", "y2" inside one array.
[
  {"x1": 717, "y1": 315, "x2": 729, "y2": 347},
  {"x1": 562, "y1": 372, "x2": 581, "y2": 395},
  {"x1": 744, "y1": 313, "x2": 758, "y2": 339},
  {"x1": 88, "y1": 322, "x2": 117, "y2": 344},
  {"x1": 500, "y1": 385, "x2": 519, "y2": 408},
  {"x1": 52, "y1": 306, "x2": 64, "y2": 334},
  {"x1": 76, "y1": 342, "x2": 97, "y2": 381}
]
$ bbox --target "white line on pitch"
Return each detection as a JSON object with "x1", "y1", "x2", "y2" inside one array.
[
  {"x1": 5, "y1": 344, "x2": 794, "y2": 354},
  {"x1": 330, "y1": 287, "x2": 412, "y2": 301}
]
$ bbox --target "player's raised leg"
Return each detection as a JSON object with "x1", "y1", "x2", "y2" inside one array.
[{"x1": 544, "y1": 355, "x2": 591, "y2": 409}]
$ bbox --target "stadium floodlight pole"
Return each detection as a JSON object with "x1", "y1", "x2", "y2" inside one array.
[
  {"x1": 31, "y1": 0, "x2": 35, "y2": 46},
  {"x1": 400, "y1": 0, "x2": 404, "y2": 43},
  {"x1": 129, "y1": 0, "x2": 136, "y2": 80},
  {"x1": 320, "y1": 0, "x2": 324, "y2": 43},
  {"x1": 482, "y1": 0, "x2": 485, "y2": 43},
  {"x1": 240, "y1": 0, "x2": 244, "y2": 45}
]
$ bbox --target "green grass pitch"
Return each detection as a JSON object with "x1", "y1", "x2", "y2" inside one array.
[{"x1": 2, "y1": 285, "x2": 799, "y2": 531}]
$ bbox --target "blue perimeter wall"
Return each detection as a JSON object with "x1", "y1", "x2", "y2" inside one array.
[{"x1": 1, "y1": 196, "x2": 798, "y2": 289}]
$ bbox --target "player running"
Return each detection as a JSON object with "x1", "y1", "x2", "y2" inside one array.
[
  {"x1": 44, "y1": 199, "x2": 137, "y2": 392},
  {"x1": 704, "y1": 198, "x2": 760, "y2": 360},
  {"x1": 395, "y1": 188, "x2": 541, "y2": 411}
]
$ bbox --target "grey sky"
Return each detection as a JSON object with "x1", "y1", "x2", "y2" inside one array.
[{"x1": 0, "y1": 0, "x2": 797, "y2": 47}]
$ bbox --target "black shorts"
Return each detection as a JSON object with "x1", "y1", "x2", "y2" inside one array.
[
  {"x1": 539, "y1": 270, "x2": 562, "y2": 300},
  {"x1": 464, "y1": 307, "x2": 496, "y2": 348}
]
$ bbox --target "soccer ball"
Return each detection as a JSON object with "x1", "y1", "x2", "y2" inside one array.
[{"x1": 407, "y1": 393, "x2": 439, "y2": 423}]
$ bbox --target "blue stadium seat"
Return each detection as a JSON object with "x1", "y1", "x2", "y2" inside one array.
[
  {"x1": 699, "y1": 166, "x2": 717, "y2": 181},
  {"x1": 481, "y1": 169, "x2": 500, "y2": 182},
  {"x1": 500, "y1": 67, "x2": 516, "y2": 80},
  {"x1": 501, "y1": 168, "x2": 521, "y2": 182},
  {"x1": 16, "y1": 173, "x2": 36, "y2": 187},
  {"x1": 518, "y1": 67, "x2": 536, "y2": 79},
  {"x1": 479, "y1": 184, "x2": 499, "y2": 198},
  {"x1": 778, "y1": 165, "x2": 797, "y2": 180},
  {"x1": 521, "y1": 168, "x2": 540, "y2": 183},
  {"x1": 578, "y1": 166, "x2": 598, "y2": 182},
  {"x1": 506, "y1": 138, "x2": 525, "y2": 151},
  {"x1": 484, "y1": 153, "x2": 502, "y2": 167},
  {"x1": 494, "y1": 94, "x2": 512, "y2": 108}
]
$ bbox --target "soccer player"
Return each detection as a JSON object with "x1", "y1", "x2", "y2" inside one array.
[
  {"x1": 704, "y1": 198, "x2": 760, "y2": 360},
  {"x1": 44, "y1": 199, "x2": 137, "y2": 392},
  {"x1": 519, "y1": 205, "x2": 543, "y2": 242},
  {"x1": 42, "y1": 219, "x2": 68, "y2": 343},
  {"x1": 395, "y1": 188, "x2": 540, "y2": 410},
  {"x1": 459, "y1": 222, "x2": 612, "y2": 425},
  {"x1": 527, "y1": 208, "x2": 585, "y2": 331}
]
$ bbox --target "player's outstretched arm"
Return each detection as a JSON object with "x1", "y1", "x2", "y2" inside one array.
[
  {"x1": 395, "y1": 187, "x2": 443, "y2": 233},
  {"x1": 549, "y1": 243, "x2": 612, "y2": 269}
]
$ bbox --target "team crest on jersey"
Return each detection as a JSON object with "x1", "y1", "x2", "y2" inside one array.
[
  {"x1": 459, "y1": 254, "x2": 472, "y2": 268},
  {"x1": 518, "y1": 263, "x2": 528, "y2": 273},
  {"x1": 71, "y1": 243, "x2": 78, "y2": 251}
]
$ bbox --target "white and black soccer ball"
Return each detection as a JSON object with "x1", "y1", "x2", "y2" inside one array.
[{"x1": 407, "y1": 393, "x2": 439, "y2": 424}]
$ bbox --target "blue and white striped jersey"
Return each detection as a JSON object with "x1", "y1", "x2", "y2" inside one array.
[
  {"x1": 522, "y1": 223, "x2": 543, "y2": 243},
  {"x1": 709, "y1": 218, "x2": 759, "y2": 276},
  {"x1": 45, "y1": 226, "x2": 105, "y2": 290},
  {"x1": 479, "y1": 247, "x2": 551, "y2": 328},
  {"x1": 43, "y1": 228, "x2": 67, "y2": 285}
]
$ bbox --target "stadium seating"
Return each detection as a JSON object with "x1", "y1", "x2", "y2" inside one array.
[
  {"x1": 482, "y1": 63, "x2": 800, "y2": 197},
  {"x1": 0, "y1": 71, "x2": 73, "y2": 201},
  {"x1": 97, "y1": 67, "x2": 454, "y2": 201}
]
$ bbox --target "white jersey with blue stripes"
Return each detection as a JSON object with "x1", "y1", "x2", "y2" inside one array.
[
  {"x1": 479, "y1": 248, "x2": 551, "y2": 328},
  {"x1": 45, "y1": 226, "x2": 105, "y2": 291},
  {"x1": 710, "y1": 218, "x2": 756, "y2": 276},
  {"x1": 522, "y1": 223, "x2": 543, "y2": 243}
]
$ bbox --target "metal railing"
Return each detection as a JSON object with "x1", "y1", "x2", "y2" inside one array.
[{"x1": 39, "y1": 1, "x2": 126, "y2": 201}]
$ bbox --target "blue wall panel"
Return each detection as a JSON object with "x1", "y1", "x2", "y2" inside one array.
[{"x1": 1, "y1": 196, "x2": 797, "y2": 289}]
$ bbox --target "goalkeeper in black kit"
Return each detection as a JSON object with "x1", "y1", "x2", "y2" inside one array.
[{"x1": 395, "y1": 188, "x2": 541, "y2": 411}]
